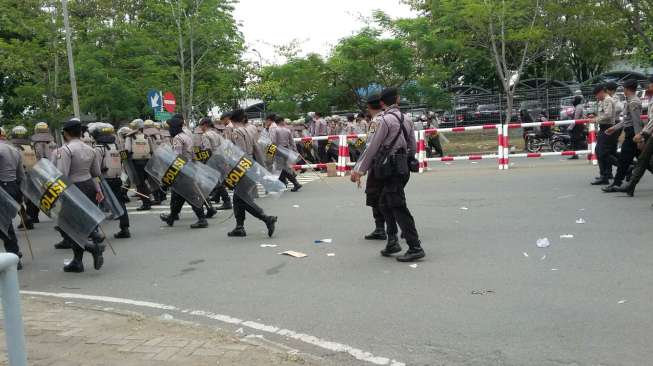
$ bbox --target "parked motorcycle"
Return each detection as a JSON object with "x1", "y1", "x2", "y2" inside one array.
[{"x1": 525, "y1": 131, "x2": 571, "y2": 153}]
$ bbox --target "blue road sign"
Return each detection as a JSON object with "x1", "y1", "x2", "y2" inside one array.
[{"x1": 147, "y1": 90, "x2": 162, "y2": 110}]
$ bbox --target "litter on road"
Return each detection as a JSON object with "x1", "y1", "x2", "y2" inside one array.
[
  {"x1": 540, "y1": 255, "x2": 546, "y2": 261},
  {"x1": 576, "y1": 218, "x2": 586, "y2": 224},
  {"x1": 551, "y1": 268, "x2": 559, "y2": 271},
  {"x1": 618, "y1": 300, "x2": 627, "y2": 304},
  {"x1": 460, "y1": 206, "x2": 469, "y2": 210},
  {"x1": 279, "y1": 251, "x2": 308, "y2": 258},
  {"x1": 260, "y1": 244, "x2": 278, "y2": 248},
  {"x1": 523, "y1": 252, "x2": 529, "y2": 257},
  {"x1": 292, "y1": 205, "x2": 300, "y2": 208},
  {"x1": 560, "y1": 234, "x2": 574, "y2": 239},
  {"x1": 327, "y1": 253, "x2": 336, "y2": 257},
  {"x1": 536, "y1": 238, "x2": 551, "y2": 248},
  {"x1": 314, "y1": 238, "x2": 333, "y2": 244},
  {"x1": 409, "y1": 264, "x2": 418, "y2": 268}
]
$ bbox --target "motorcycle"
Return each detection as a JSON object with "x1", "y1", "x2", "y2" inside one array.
[{"x1": 525, "y1": 131, "x2": 571, "y2": 153}]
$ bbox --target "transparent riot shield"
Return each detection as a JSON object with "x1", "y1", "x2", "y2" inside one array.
[
  {"x1": 98, "y1": 178, "x2": 124, "y2": 220},
  {"x1": 21, "y1": 159, "x2": 105, "y2": 248},
  {"x1": 0, "y1": 186, "x2": 19, "y2": 237},
  {"x1": 145, "y1": 146, "x2": 222, "y2": 208},
  {"x1": 119, "y1": 149, "x2": 143, "y2": 188},
  {"x1": 206, "y1": 139, "x2": 285, "y2": 205},
  {"x1": 257, "y1": 132, "x2": 300, "y2": 174}
]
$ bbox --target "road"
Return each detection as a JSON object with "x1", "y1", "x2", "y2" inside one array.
[{"x1": 17, "y1": 159, "x2": 653, "y2": 366}]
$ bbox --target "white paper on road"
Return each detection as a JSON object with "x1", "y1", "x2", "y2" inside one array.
[
  {"x1": 260, "y1": 244, "x2": 278, "y2": 248},
  {"x1": 314, "y1": 238, "x2": 333, "y2": 244},
  {"x1": 523, "y1": 252, "x2": 529, "y2": 257},
  {"x1": 536, "y1": 238, "x2": 551, "y2": 248},
  {"x1": 551, "y1": 268, "x2": 559, "y2": 271},
  {"x1": 560, "y1": 234, "x2": 574, "y2": 239},
  {"x1": 327, "y1": 253, "x2": 335, "y2": 257},
  {"x1": 576, "y1": 218, "x2": 586, "y2": 224},
  {"x1": 540, "y1": 255, "x2": 546, "y2": 260},
  {"x1": 460, "y1": 206, "x2": 469, "y2": 211},
  {"x1": 292, "y1": 205, "x2": 300, "y2": 208},
  {"x1": 618, "y1": 300, "x2": 627, "y2": 304},
  {"x1": 279, "y1": 250, "x2": 307, "y2": 258},
  {"x1": 409, "y1": 264, "x2": 418, "y2": 268}
]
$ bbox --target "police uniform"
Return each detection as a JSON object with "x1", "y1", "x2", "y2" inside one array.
[
  {"x1": 227, "y1": 114, "x2": 277, "y2": 238},
  {"x1": 92, "y1": 124, "x2": 131, "y2": 239},
  {"x1": 11, "y1": 126, "x2": 39, "y2": 229},
  {"x1": 125, "y1": 119, "x2": 153, "y2": 209},
  {"x1": 144, "y1": 120, "x2": 167, "y2": 203},
  {"x1": 55, "y1": 119, "x2": 105, "y2": 273},
  {"x1": 271, "y1": 124, "x2": 303, "y2": 191},
  {"x1": 160, "y1": 118, "x2": 207, "y2": 229},
  {"x1": 593, "y1": 89, "x2": 618, "y2": 184},
  {"x1": 310, "y1": 116, "x2": 328, "y2": 163},
  {"x1": 0, "y1": 131, "x2": 25, "y2": 269},
  {"x1": 605, "y1": 84, "x2": 642, "y2": 190},
  {"x1": 354, "y1": 101, "x2": 424, "y2": 262},
  {"x1": 200, "y1": 125, "x2": 232, "y2": 209}
]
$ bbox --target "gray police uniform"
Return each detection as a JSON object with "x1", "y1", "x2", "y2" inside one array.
[
  {"x1": 595, "y1": 95, "x2": 618, "y2": 180},
  {"x1": 95, "y1": 140, "x2": 130, "y2": 232},
  {"x1": 125, "y1": 130, "x2": 152, "y2": 208},
  {"x1": 201, "y1": 129, "x2": 231, "y2": 206},
  {"x1": 611, "y1": 95, "x2": 642, "y2": 186},
  {"x1": 0, "y1": 139, "x2": 24, "y2": 257},
  {"x1": 271, "y1": 126, "x2": 302, "y2": 189},
  {"x1": 355, "y1": 106, "x2": 422, "y2": 252},
  {"x1": 168, "y1": 131, "x2": 206, "y2": 220}
]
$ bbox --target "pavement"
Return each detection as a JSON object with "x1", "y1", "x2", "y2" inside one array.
[{"x1": 10, "y1": 158, "x2": 653, "y2": 366}]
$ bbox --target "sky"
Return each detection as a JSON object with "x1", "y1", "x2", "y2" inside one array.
[{"x1": 233, "y1": 0, "x2": 416, "y2": 65}]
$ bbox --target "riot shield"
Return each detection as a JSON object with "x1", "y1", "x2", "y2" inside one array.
[
  {"x1": 21, "y1": 159, "x2": 105, "y2": 248},
  {"x1": 119, "y1": 150, "x2": 142, "y2": 187},
  {"x1": 206, "y1": 139, "x2": 285, "y2": 205},
  {"x1": 98, "y1": 178, "x2": 125, "y2": 220},
  {"x1": 257, "y1": 132, "x2": 300, "y2": 174},
  {"x1": 145, "y1": 146, "x2": 222, "y2": 208},
  {"x1": 0, "y1": 186, "x2": 19, "y2": 237}
]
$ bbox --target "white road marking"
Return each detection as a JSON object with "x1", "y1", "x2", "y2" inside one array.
[{"x1": 22, "y1": 291, "x2": 405, "y2": 366}]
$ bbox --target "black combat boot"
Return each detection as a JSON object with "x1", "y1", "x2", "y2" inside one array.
[
  {"x1": 160, "y1": 213, "x2": 176, "y2": 227},
  {"x1": 616, "y1": 182, "x2": 636, "y2": 197},
  {"x1": 228, "y1": 226, "x2": 247, "y2": 237},
  {"x1": 216, "y1": 201, "x2": 232, "y2": 210},
  {"x1": 114, "y1": 228, "x2": 131, "y2": 239},
  {"x1": 365, "y1": 228, "x2": 387, "y2": 241},
  {"x1": 205, "y1": 207, "x2": 217, "y2": 219},
  {"x1": 63, "y1": 246, "x2": 85, "y2": 273},
  {"x1": 396, "y1": 241, "x2": 426, "y2": 262},
  {"x1": 90, "y1": 230, "x2": 105, "y2": 245},
  {"x1": 380, "y1": 235, "x2": 401, "y2": 257},
  {"x1": 17, "y1": 221, "x2": 34, "y2": 230},
  {"x1": 137, "y1": 200, "x2": 152, "y2": 211},
  {"x1": 265, "y1": 216, "x2": 277, "y2": 238},
  {"x1": 54, "y1": 239, "x2": 73, "y2": 250},
  {"x1": 190, "y1": 219, "x2": 208, "y2": 229},
  {"x1": 590, "y1": 177, "x2": 610, "y2": 185},
  {"x1": 84, "y1": 241, "x2": 105, "y2": 270}
]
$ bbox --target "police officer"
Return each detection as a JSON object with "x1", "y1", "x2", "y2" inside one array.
[
  {"x1": 144, "y1": 119, "x2": 167, "y2": 204},
  {"x1": 567, "y1": 96, "x2": 586, "y2": 159},
  {"x1": 55, "y1": 118, "x2": 106, "y2": 273},
  {"x1": 590, "y1": 84, "x2": 617, "y2": 185},
  {"x1": 198, "y1": 117, "x2": 232, "y2": 210},
  {"x1": 28, "y1": 122, "x2": 58, "y2": 223},
  {"x1": 310, "y1": 112, "x2": 328, "y2": 163},
  {"x1": 159, "y1": 115, "x2": 209, "y2": 229},
  {"x1": 227, "y1": 109, "x2": 277, "y2": 238},
  {"x1": 91, "y1": 123, "x2": 131, "y2": 239},
  {"x1": 0, "y1": 127, "x2": 25, "y2": 270},
  {"x1": 11, "y1": 126, "x2": 39, "y2": 230},
  {"x1": 272, "y1": 117, "x2": 303, "y2": 192},
  {"x1": 351, "y1": 88, "x2": 425, "y2": 262},
  {"x1": 125, "y1": 119, "x2": 153, "y2": 210},
  {"x1": 603, "y1": 79, "x2": 643, "y2": 192}
]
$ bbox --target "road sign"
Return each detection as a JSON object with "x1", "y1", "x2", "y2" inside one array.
[
  {"x1": 163, "y1": 91, "x2": 176, "y2": 113},
  {"x1": 155, "y1": 111, "x2": 173, "y2": 122},
  {"x1": 147, "y1": 90, "x2": 162, "y2": 110}
]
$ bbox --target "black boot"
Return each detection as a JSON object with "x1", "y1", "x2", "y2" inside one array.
[
  {"x1": 137, "y1": 201, "x2": 152, "y2": 211},
  {"x1": 114, "y1": 228, "x2": 131, "y2": 239},
  {"x1": 228, "y1": 226, "x2": 247, "y2": 237},
  {"x1": 84, "y1": 242, "x2": 105, "y2": 270},
  {"x1": 190, "y1": 219, "x2": 208, "y2": 229},
  {"x1": 63, "y1": 246, "x2": 85, "y2": 273},
  {"x1": 216, "y1": 201, "x2": 232, "y2": 210},
  {"x1": 397, "y1": 241, "x2": 426, "y2": 262},
  {"x1": 90, "y1": 230, "x2": 105, "y2": 245},
  {"x1": 380, "y1": 235, "x2": 402, "y2": 257},
  {"x1": 365, "y1": 228, "x2": 387, "y2": 241},
  {"x1": 54, "y1": 239, "x2": 73, "y2": 250},
  {"x1": 265, "y1": 216, "x2": 277, "y2": 238},
  {"x1": 291, "y1": 184, "x2": 303, "y2": 192},
  {"x1": 18, "y1": 221, "x2": 34, "y2": 230},
  {"x1": 160, "y1": 213, "x2": 176, "y2": 227},
  {"x1": 602, "y1": 183, "x2": 622, "y2": 193},
  {"x1": 590, "y1": 177, "x2": 610, "y2": 185},
  {"x1": 616, "y1": 182, "x2": 635, "y2": 197},
  {"x1": 205, "y1": 207, "x2": 217, "y2": 219}
]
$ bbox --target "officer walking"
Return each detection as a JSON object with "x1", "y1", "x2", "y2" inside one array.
[
  {"x1": 311, "y1": 112, "x2": 328, "y2": 163},
  {"x1": 198, "y1": 117, "x2": 231, "y2": 210},
  {"x1": 91, "y1": 124, "x2": 131, "y2": 239},
  {"x1": 272, "y1": 118, "x2": 303, "y2": 192},
  {"x1": 11, "y1": 126, "x2": 39, "y2": 230},
  {"x1": 54, "y1": 119, "x2": 106, "y2": 273},
  {"x1": 590, "y1": 84, "x2": 617, "y2": 185},
  {"x1": 227, "y1": 109, "x2": 277, "y2": 238},
  {"x1": 0, "y1": 127, "x2": 25, "y2": 270},
  {"x1": 603, "y1": 79, "x2": 642, "y2": 192},
  {"x1": 159, "y1": 115, "x2": 209, "y2": 229},
  {"x1": 351, "y1": 88, "x2": 425, "y2": 262},
  {"x1": 567, "y1": 96, "x2": 586, "y2": 159},
  {"x1": 29, "y1": 122, "x2": 57, "y2": 222},
  {"x1": 125, "y1": 119, "x2": 153, "y2": 210}
]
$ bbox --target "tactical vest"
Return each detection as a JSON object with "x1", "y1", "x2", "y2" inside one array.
[
  {"x1": 131, "y1": 133, "x2": 151, "y2": 160},
  {"x1": 19, "y1": 144, "x2": 38, "y2": 169},
  {"x1": 100, "y1": 144, "x2": 123, "y2": 179}
]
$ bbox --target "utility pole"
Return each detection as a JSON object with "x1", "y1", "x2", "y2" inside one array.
[{"x1": 62, "y1": 0, "x2": 80, "y2": 119}]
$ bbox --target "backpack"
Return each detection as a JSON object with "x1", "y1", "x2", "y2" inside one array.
[
  {"x1": 131, "y1": 132, "x2": 151, "y2": 160},
  {"x1": 19, "y1": 144, "x2": 37, "y2": 170},
  {"x1": 100, "y1": 144, "x2": 123, "y2": 179}
]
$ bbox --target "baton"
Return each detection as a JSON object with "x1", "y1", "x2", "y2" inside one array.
[
  {"x1": 98, "y1": 226, "x2": 117, "y2": 256},
  {"x1": 18, "y1": 212, "x2": 35, "y2": 260},
  {"x1": 121, "y1": 186, "x2": 151, "y2": 200}
]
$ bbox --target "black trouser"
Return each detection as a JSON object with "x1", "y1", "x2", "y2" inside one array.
[
  {"x1": 0, "y1": 181, "x2": 21, "y2": 256},
  {"x1": 232, "y1": 178, "x2": 267, "y2": 227},
  {"x1": 106, "y1": 177, "x2": 129, "y2": 229},
  {"x1": 596, "y1": 126, "x2": 619, "y2": 179},
  {"x1": 170, "y1": 191, "x2": 205, "y2": 220},
  {"x1": 59, "y1": 179, "x2": 101, "y2": 248},
  {"x1": 132, "y1": 159, "x2": 152, "y2": 205},
  {"x1": 25, "y1": 200, "x2": 40, "y2": 222},
  {"x1": 279, "y1": 170, "x2": 300, "y2": 187},
  {"x1": 614, "y1": 127, "x2": 637, "y2": 185},
  {"x1": 317, "y1": 140, "x2": 328, "y2": 163},
  {"x1": 377, "y1": 174, "x2": 419, "y2": 248},
  {"x1": 428, "y1": 136, "x2": 444, "y2": 157},
  {"x1": 570, "y1": 125, "x2": 587, "y2": 151},
  {"x1": 211, "y1": 184, "x2": 231, "y2": 204},
  {"x1": 366, "y1": 170, "x2": 396, "y2": 233},
  {"x1": 628, "y1": 136, "x2": 653, "y2": 189}
]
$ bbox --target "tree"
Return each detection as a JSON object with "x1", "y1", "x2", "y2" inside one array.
[{"x1": 610, "y1": 0, "x2": 653, "y2": 63}]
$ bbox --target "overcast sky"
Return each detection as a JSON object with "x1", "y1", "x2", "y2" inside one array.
[{"x1": 233, "y1": 0, "x2": 416, "y2": 65}]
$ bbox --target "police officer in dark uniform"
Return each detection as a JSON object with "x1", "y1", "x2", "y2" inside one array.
[
  {"x1": 0, "y1": 127, "x2": 25, "y2": 270},
  {"x1": 351, "y1": 88, "x2": 425, "y2": 262},
  {"x1": 198, "y1": 117, "x2": 232, "y2": 210},
  {"x1": 54, "y1": 119, "x2": 106, "y2": 273},
  {"x1": 590, "y1": 84, "x2": 617, "y2": 185}
]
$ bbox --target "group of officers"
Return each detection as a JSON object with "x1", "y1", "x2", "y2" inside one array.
[{"x1": 590, "y1": 76, "x2": 653, "y2": 204}]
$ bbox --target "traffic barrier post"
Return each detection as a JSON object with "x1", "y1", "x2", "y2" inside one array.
[{"x1": 0, "y1": 253, "x2": 27, "y2": 366}]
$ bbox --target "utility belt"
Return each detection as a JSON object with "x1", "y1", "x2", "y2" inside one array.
[{"x1": 373, "y1": 147, "x2": 410, "y2": 180}]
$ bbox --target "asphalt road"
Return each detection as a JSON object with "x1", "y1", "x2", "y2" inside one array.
[{"x1": 17, "y1": 159, "x2": 653, "y2": 366}]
